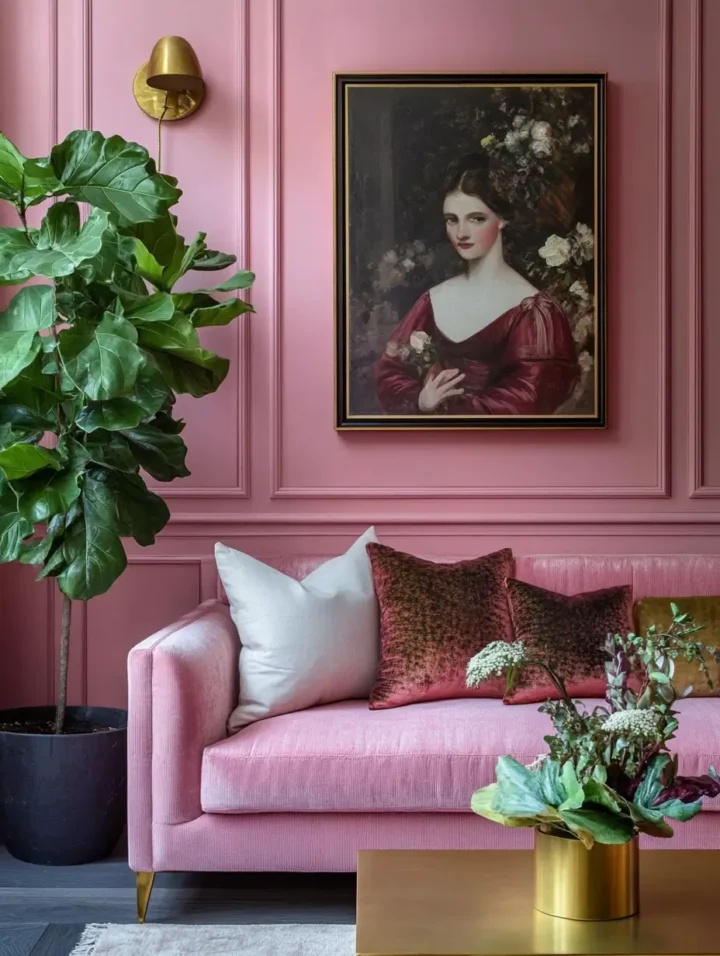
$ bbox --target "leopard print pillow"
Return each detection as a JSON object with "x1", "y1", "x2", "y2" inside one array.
[
  {"x1": 504, "y1": 578, "x2": 633, "y2": 705},
  {"x1": 367, "y1": 544, "x2": 513, "y2": 709}
]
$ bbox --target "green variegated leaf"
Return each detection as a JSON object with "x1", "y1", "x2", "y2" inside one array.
[
  {"x1": 50, "y1": 130, "x2": 181, "y2": 223},
  {"x1": 559, "y1": 808, "x2": 634, "y2": 845},
  {"x1": 492, "y1": 756, "x2": 549, "y2": 817}
]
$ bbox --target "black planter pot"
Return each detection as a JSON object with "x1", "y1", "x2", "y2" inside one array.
[{"x1": 0, "y1": 706, "x2": 127, "y2": 866}]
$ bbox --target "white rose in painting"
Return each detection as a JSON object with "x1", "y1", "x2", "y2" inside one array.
[
  {"x1": 382, "y1": 250, "x2": 398, "y2": 265},
  {"x1": 512, "y1": 114, "x2": 527, "y2": 129},
  {"x1": 399, "y1": 345, "x2": 411, "y2": 361},
  {"x1": 531, "y1": 121, "x2": 552, "y2": 141},
  {"x1": 530, "y1": 139, "x2": 552, "y2": 158},
  {"x1": 385, "y1": 341, "x2": 400, "y2": 358},
  {"x1": 504, "y1": 131, "x2": 522, "y2": 152},
  {"x1": 538, "y1": 235, "x2": 571, "y2": 267},
  {"x1": 401, "y1": 257, "x2": 415, "y2": 272},
  {"x1": 574, "y1": 223, "x2": 594, "y2": 262},
  {"x1": 409, "y1": 330, "x2": 431, "y2": 353},
  {"x1": 568, "y1": 114, "x2": 581, "y2": 128},
  {"x1": 569, "y1": 279, "x2": 589, "y2": 301}
]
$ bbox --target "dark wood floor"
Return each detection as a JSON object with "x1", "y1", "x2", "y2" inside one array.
[{"x1": 0, "y1": 837, "x2": 356, "y2": 956}]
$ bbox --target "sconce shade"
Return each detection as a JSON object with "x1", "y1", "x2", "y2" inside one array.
[{"x1": 146, "y1": 36, "x2": 204, "y2": 93}]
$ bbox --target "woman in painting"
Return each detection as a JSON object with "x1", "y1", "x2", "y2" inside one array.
[{"x1": 376, "y1": 153, "x2": 580, "y2": 415}]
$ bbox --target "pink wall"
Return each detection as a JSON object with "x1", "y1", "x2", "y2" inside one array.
[{"x1": 1, "y1": 0, "x2": 719, "y2": 710}]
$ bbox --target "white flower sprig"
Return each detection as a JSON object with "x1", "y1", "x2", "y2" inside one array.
[
  {"x1": 602, "y1": 710, "x2": 661, "y2": 738},
  {"x1": 467, "y1": 640, "x2": 526, "y2": 687}
]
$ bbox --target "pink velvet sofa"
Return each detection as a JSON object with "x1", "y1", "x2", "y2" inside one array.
[{"x1": 127, "y1": 553, "x2": 720, "y2": 894}]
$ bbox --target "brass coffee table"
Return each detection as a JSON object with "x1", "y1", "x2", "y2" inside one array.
[{"x1": 356, "y1": 849, "x2": 720, "y2": 955}]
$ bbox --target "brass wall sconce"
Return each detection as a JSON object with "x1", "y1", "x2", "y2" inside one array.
[{"x1": 133, "y1": 36, "x2": 205, "y2": 122}]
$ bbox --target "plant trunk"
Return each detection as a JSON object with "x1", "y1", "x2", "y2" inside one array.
[{"x1": 54, "y1": 591, "x2": 72, "y2": 734}]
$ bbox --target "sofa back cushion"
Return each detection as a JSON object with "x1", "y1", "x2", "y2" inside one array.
[{"x1": 219, "y1": 554, "x2": 720, "y2": 603}]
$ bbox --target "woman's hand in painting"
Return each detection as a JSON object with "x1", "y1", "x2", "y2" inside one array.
[{"x1": 418, "y1": 368, "x2": 465, "y2": 412}]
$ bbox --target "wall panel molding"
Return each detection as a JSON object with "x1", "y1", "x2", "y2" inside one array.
[
  {"x1": 687, "y1": 0, "x2": 719, "y2": 497},
  {"x1": 269, "y1": 0, "x2": 671, "y2": 500}
]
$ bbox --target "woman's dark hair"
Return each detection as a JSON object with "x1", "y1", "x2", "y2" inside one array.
[{"x1": 442, "y1": 153, "x2": 515, "y2": 222}]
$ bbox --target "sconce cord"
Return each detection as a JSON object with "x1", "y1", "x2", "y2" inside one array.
[{"x1": 157, "y1": 92, "x2": 170, "y2": 172}]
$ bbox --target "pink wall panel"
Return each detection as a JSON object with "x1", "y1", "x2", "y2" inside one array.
[
  {"x1": 276, "y1": 0, "x2": 666, "y2": 500},
  {"x1": 85, "y1": 561, "x2": 203, "y2": 709},
  {"x1": 1, "y1": 0, "x2": 720, "y2": 710}
]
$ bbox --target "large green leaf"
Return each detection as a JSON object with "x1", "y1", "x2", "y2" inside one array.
[
  {"x1": 123, "y1": 292, "x2": 175, "y2": 324},
  {"x1": 76, "y1": 223, "x2": 141, "y2": 291},
  {"x1": 0, "y1": 329, "x2": 41, "y2": 389},
  {"x1": 1, "y1": 352, "x2": 62, "y2": 417},
  {"x1": 122, "y1": 214, "x2": 183, "y2": 268},
  {"x1": 21, "y1": 155, "x2": 64, "y2": 207},
  {"x1": 582, "y1": 779, "x2": 623, "y2": 814},
  {"x1": 492, "y1": 756, "x2": 549, "y2": 818},
  {"x1": 191, "y1": 248, "x2": 236, "y2": 271},
  {"x1": 0, "y1": 397, "x2": 53, "y2": 449},
  {"x1": 207, "y1": 270, "x2": 255, "y2": 293},
  {"x1": 0, "y1": 482, "x2": 33, "y2": 562},
  {"x1": 189, "y1": 296, "x2": 254, "y2": 328},
  {"x1": 58, "y1": 469, "x2": 127, "y2": 600},
  {"x1": 0, "y1": 443, "x2": 61, "y2": 480},
  {"x1": 94, "y1": 468, "x2": 169, "y2": 545},
  {"x1": 13, "y1": 463, "x2": 83, "y2": 523},
  {"x1": 471, "y1": 784, "x2": 548, "y2": 828},
  {"x1": 633, "y1": 754, "x2": 671, "y2": 811},
  {"x1": 50, "y1": 130, "x2": 181, "y2": 224},
  {"x1": 559, "y1": 762, "x2": 585, "y2": 812},
  {"x1": 84, "y1": 433, "x2": 138, "y2": 473},
  {"x1": 76, "y1": 363, "x2": 168, "y2": 432},
  {"x1": 162, "y1": 231, "x2": 207, "y2": 290},
  {"x1": 59, "y1": 313, "x2": 145, "y2": 400},
  {"x1": 19, "y1": 513, "x2": 66, "y2": 567},
  {"x1": 120, "y1": 421, "x2": 189, "y2": 481},
  {"x1": 138, "y1": 314, "x2": 229, "y2": 397},
  {"x1": 0, "y1": 205, "x2": 110, "y2": 281},
  {"x1": 0, "y1": 134, "x2": 26, "y2": 205},
  {"x1": 656, "y1": 798, "x2": 702, "y2": 822},
  {"x1": 55, "y1": 274, "x2": 116, "y2": 322},
  {"x1": 559, "y1": 808, "x2": 635, "y2": 845},
  {"x1": 132, "y1": 239, "x2": 166, "y2": 288},
  {"x1": 0, "y1": 285, "x2": 55, "y2": 332}
]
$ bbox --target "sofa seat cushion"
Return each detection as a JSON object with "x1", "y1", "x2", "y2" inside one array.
[{"x1": 200, "y1": 698, "x2": 720, "y2": 813}]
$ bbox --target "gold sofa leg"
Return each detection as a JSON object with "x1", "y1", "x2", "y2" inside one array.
[{"x1": 136, "y1": 871, "x2": 155, "y2": 923}]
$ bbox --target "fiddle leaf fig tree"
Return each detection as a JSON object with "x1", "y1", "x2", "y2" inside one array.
[{"x1": 0, "y1": 129, "x2": 255, "y2": 733}]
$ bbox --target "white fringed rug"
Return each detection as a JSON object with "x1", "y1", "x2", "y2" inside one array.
[{"x1": 70, "y1": 923, "x2": 356, "y2": 955}]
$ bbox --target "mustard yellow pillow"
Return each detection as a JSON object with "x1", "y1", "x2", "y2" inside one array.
[{"x1": 633, "y1": 597, "x2": 720, "y2": 697}]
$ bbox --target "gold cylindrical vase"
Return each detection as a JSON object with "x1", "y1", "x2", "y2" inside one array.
[{"x1": 534, "y1": 829, "x2": 639, "y2": 921}]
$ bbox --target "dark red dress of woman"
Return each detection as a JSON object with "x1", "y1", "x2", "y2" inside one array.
[{"x1": 376, "y1": 290, "x2": 580, "y2": 415}]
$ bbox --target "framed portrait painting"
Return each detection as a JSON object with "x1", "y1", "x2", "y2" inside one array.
[{"x1": 335, "y1": 73, "x2": 606, "y2": 430}]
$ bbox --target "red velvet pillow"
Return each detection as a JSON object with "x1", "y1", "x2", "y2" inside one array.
[
  {"x1": 367, "y1": 544, "x2": 514, "y2": 709},
  {"x1": 504, "y1": 578, "x2": 633, "y2": 705}
]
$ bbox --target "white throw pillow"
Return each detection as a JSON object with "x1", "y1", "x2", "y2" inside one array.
[{"x1": 216, "y1": 527, "x2": 380, "y2": 732}]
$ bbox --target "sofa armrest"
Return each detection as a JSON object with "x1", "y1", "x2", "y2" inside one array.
[{"x1": 127, "y1": 600, "x2": 239, "y2": 870}]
